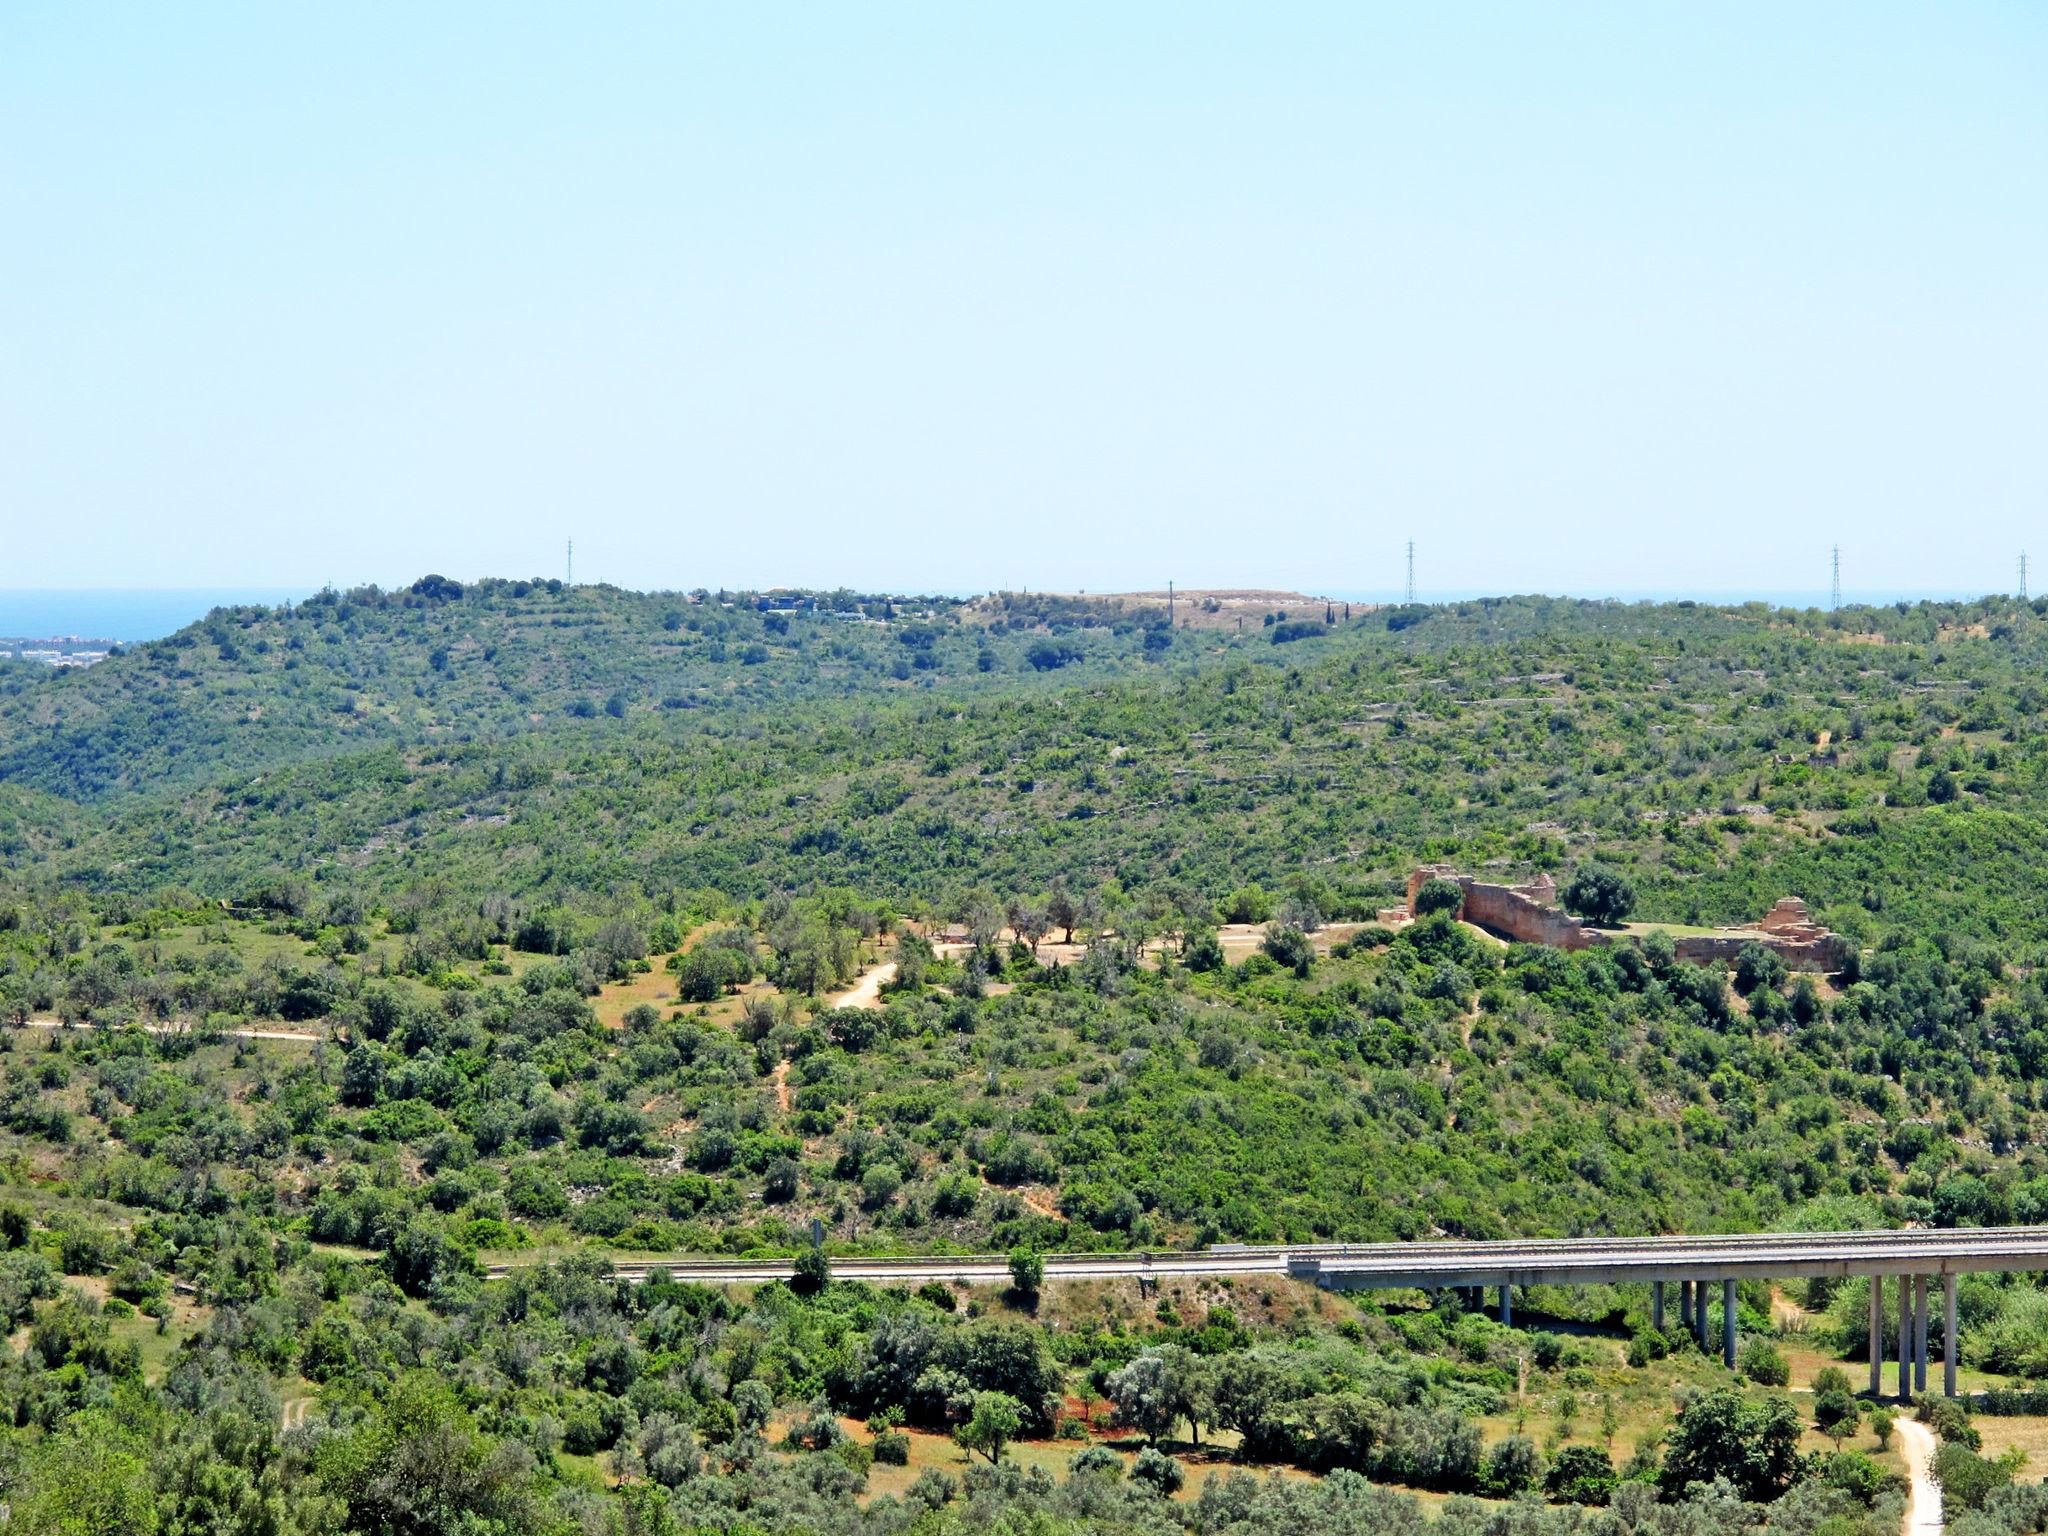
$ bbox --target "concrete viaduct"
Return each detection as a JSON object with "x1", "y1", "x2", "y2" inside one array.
[
  {"x1": 491, "y1": 1227, "x2": 2048, "y2": 1402},
  {"x1": 1277, "y1": 1226, "x2": 2048, "y2": 1399}
]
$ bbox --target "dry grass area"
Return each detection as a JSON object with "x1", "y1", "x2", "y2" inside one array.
[
  {"x1": 1970, "y1": 1414, "x2": 2048, "y2": 1474},
  {"x1": 832, "y1": 1415, "x2": 1318, "y2": 1505},
  {"x1": 965, "y1": 590, "x2": 1355, "y2": 633},
  {"x1": 1114, "y1": 590, "x2": 1355, "y2": 632},
  {"x1": 1214, "y1": 921, "x2": 1370, "y2": 961},
  {"x1": 589, "y1": 964, "x2": 682, "y2": 1029},
  {"x1": 590, "y1": 935, "x2": 895, "y2": 1030},
  {"x1": 1032, "y1": 1273, "x2": 1345, "y2": 1337}
]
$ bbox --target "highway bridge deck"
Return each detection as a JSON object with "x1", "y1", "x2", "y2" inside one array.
[{"x1": 485, "y1": 1226, "x2": 2048, "y2": 1399}]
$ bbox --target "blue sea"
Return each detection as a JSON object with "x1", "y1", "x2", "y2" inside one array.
[{"x1": 0, "y1": 589, "x2": 311, "y2": 644}]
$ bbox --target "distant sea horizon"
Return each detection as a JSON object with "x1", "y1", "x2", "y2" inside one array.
[
  {"x1": 0, "y1": 583, "x2": 2022, "y2": 647},
  {"x1": 0, "y1": 589, "x2": 313, "y2": 644}
]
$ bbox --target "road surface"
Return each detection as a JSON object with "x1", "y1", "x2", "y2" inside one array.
[{"x1": 485, "y1": 1225, "x2": 2048, "y2": 1292}]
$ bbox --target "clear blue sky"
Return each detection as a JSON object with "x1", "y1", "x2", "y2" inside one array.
[{"x1": 4, "y1": 5, "x2": 2042, "y2": 598}]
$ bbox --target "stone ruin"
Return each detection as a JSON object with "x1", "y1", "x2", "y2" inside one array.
[{"x1": 1389, "y1": 867, "x2": 1852, "y2": 973}]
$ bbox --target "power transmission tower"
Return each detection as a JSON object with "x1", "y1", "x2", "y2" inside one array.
[
  {"x1": 567, "y1": 539, "x2": 573, "y2": 587},
  {"x1": 1829, "y1": 546, "x2": 1840, "y2": 611},
  {"x1": 1168, "y1": 580, "x2": 1175, "y2": 625},
  {"x1": 2022, "y1": 552, "x2": 2030, "y2": 602},
  {"x1": 1405, "y1": 541, "x2": 1415, "y2": 604}
]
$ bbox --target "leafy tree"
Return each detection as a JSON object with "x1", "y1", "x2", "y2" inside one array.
[
  {"x1": 1412, "y1": 878, "x2": 1464, "y2": 918},
  {"x1": 1932, "y1": 1442, "x2": 2025, "y2": 1512},
  {"x1": 1739, "y1": 1336, "x2": 1789, "y2": 1386},
  {"x1": 893, "y1": 931, "x2": 934, "y2": 989},
  {"x1": 954, "y1": 1391, "x2": 1023, "y2": 1464},
  {"x1": 1260, "y1": 924, "x2": 1314, "y2": 979},
  {"x1": 1107, "y1": 1345, "x2": 1211, "y2": 1446},
  {"x1": 1479, "y1": 1434, "x2": 1542, "y2": 1496},
  {"x1": 1183, "y1": 930, "x2": 1225, "y2": 972},
  {"x1": 1544, "y1": 1443, "x2": 1617, "y2": 1505},
  {"x1": 312, "y1": 1371, "x2": 544, "y2": 1534},
  {"x1": 1045, "y1": 884, "x2": 1079, "y2": 945},
  {"x1": 1814, "y1": 1389, "x2": 1861, "y2": 1448},
  {"x1": 1131, "y1": 1445, "x2": 1185, "y2": 1495},
  {"x1": 1733, "y1": 941, "x2": 1787, "y2": 997},
  {"x1": 790, "y1": 1247, "x2": 830, "y2": 1295},
  {"x1": 1006, "y1": 1247, "x2": 1044, "y2": 1303},
  {"x1": 8, "y1": 1413, "x2": 159, "y2": 1535},
  {"x1": 1221, "y1": 886, "x2": 1273, "y2": 925},
  {"x1": 1659, "y1": 1388, "x2": 1804, "y2": 1503},
  {"x1": 1561, "y1": 863, "x2": 1635, "y2": 925}
]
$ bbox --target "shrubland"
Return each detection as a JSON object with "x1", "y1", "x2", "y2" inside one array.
[{"x1": 2, "y1": 584, "x2": 2048, "y2": 1530}]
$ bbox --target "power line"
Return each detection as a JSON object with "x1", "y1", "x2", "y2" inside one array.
[
  {"x1": 1830, "y1": 545, "x2": 1840, "y2": 611},
  {"x1": 1405, "y1": 540, "x2": 1415, "y2": 604}
]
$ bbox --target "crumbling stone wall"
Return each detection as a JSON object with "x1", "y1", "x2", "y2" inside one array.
[
  {"x1": 1671, "y1": 930, "x2": 1852, "y2": 972},
  {"x1": 1459, "y1": 881, "x2": 1599, "y2": 950},
  {"x1": 1406, "y1": 865, "x2": 1599, "y2": 950},
  {"x1": 1403, "y1": 867, "x2": 1850, "y2": 972}
]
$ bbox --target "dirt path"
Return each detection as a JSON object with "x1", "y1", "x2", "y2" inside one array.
[
  {"x1": 772, "y1": 1056, "x2": 792, "y2": 1114},
  {"x1": 1894, "y1": 1415, "x2": 1942, "y2": 1534},
  {"x1": 830, "y1": 962, "x2": 897, "y2": 1010},
  {"x1": 23, "y1": 1018, "x2": 320, "y2": 1042}
]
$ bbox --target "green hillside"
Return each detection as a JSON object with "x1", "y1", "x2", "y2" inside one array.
[
  {"x1": 0, "y1": 577, "x2": 1214, "y2": 801},
  {"x1": 5, "y1": 585, "x2": 2048, "y2": 1534}
]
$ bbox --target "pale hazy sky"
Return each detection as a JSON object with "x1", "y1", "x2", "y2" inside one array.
[{"x1": 3, "y1": 5, "x2": 2043, "y2": 598}]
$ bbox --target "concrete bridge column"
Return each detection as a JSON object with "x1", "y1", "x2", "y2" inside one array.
[
  {"x1": 1914, "y1": 1276, "x2": 1929, "y2": 1395},
  {"x1": 1899, "y1": 1276, "x2": 1914, "y2": 1401},
  {"x1": 1652, "y1": 1280, "x2": 1664, "y2": 1332},
  {"x1": 1943, "y1": 1274, "x2": 1958, "y2": 1398},
  {"x1": 1722, "y1": 1279, "x2": 1737, "y2": 1369},
  {"x1": 1868, "y1": 1277, "x2": 1883, "y2": 1397},
  {"x1": 1696, "y1": 1280, "x2": 1710, "y2": 1350},
  {"x1": 1678, "y1": 1280, "x2": 1692, "y2": 1336},
  {"x1": 1499, "y1": 1284, "x2": 1511, "y2": 1328}
]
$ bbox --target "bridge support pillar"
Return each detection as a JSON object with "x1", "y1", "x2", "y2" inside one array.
[
  {"x1": 1944, "y1": 1274, "x2": 1958, "y2": 1398},
  {"x1": 1914, "y1": 1276, "x2": 1929, "y2": 1395},
  {"x1": 1499, "y1": 1285, "x2": 1511, "y2": 1328},
  {"x1": 1652, "y1": 1280, "x2": 1664, "y2": 1332},
  {"x1": 1899, "y1": 1274, "x2": 1914, "y2": 1401},
  {"x1": 1695, "y1": 1279, "x2": 1709, "y2": 1349},
  {"x1": 1722, "y1": 1278, "x2": 1737, "y2": 1368},
  {"x1": 1678, "y1": 1280, "x2": 1691, "y2": 1336},
  {"x1": 1868, "y1": 1277, "x2": 1883, "y2": 1397}
]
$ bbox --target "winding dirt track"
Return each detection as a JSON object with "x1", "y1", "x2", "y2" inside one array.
[
  {"x1": 1893, "y1": 1416, "x2": 1942, "y2": 1534},
  {"x1": 22, "y1": 1018, "x2": 319, "y2": 1042},
  {"x1": 829, "y1": 962, "x2": 897, "y2": 1010}
]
